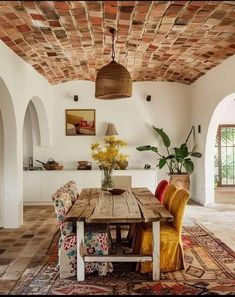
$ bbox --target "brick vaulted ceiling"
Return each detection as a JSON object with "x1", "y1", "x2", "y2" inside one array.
[{"x1": 0, "y1": 1, "x2": 235, "y2": 85}]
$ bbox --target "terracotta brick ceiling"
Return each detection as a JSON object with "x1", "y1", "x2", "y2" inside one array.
[{"x1": 0, "y1": 1, "x2": 235, "y2": 85}]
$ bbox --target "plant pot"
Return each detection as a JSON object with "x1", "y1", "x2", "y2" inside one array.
[
  {"x1": 117, "y1": 160, "x2": 128, "y2": 170},
  {"x1": 169, "y1": 174, "x2": 190, "y2": 191}
]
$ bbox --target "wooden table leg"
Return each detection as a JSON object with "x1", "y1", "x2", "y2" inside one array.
[
  {"x1": 77, "y1": 221, "x2": 85, "y2": 281},
  {"x1": 116, "y1": 224, "x2": 122, "y2": 254},
  {"x1": 152, "y1": 221, "x2": 160, "y2": 281}
]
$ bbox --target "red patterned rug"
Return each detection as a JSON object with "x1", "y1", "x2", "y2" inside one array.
[{"x1": 10, "y1": 219, "x2": 235, "y2": 295}]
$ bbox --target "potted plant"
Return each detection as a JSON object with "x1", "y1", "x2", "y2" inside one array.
[{"x1": 136, "y1": 126, "x2": 202, "y2": 190}]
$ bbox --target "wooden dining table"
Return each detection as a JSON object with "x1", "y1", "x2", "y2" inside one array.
[{"x1": 65, "y1": 187, "x2": 173, "y2": 281}]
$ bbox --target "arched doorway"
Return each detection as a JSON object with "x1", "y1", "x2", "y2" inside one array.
[
  {"x1": 205, "y1": 93, "x2": 235, "y2": 205},
  {"x1": 0, "y1": 77, "x2": 19, "y2": 228},
  {"x1": 0, "y1": 111, "x2": 3, "y2": 226}
]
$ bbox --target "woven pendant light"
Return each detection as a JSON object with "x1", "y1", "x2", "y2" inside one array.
[{"x1": 95, "y1": 28, "x2": 132, "y2": 99}]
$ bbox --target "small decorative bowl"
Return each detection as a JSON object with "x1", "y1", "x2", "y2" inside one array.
[{"x1": 108, "y1": 188, "x2": 126, "y2": 195}]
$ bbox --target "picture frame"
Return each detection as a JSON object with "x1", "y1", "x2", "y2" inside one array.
[{"x1": 65, "y1": 109, "x2": 96, "y2": 136}]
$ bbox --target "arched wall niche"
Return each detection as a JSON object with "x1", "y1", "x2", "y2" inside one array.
[
  {"x1": 24, "y1": 96, "x2": 51, "y2": 148},
  {"x1": 23, "y1": 96, "x2": 51, "y2": 169},
  {"x1": 23, "y1": 104, "x2": 34, "y2": 167},
  {"x1": 23, "y1": 101, "x2": 41, "y2": 167}
]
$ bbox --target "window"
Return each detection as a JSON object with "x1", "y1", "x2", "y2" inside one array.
[{"x1": 215, "y1": 125, "x2": 235, "y2": 186}]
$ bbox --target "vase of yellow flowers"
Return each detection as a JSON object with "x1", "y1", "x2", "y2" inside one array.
[
  {"x1": 91, "y1": 136, "x2": 128, "y2": 190},
  {"x1": 101, "y1": 167, "x2": 114, "y2": 190}
]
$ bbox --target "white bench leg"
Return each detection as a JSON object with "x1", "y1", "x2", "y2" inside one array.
[
  {"x1": 77, "y1": 221, "x2": 85, "y2": 281},
  {"x1": 152, "y1": 221, "x2": 160, "y2": 281}
]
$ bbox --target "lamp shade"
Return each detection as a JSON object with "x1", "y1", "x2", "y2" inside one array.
[
  {"x1": 95, "y1": 61, "x2": 132, "y2": 99},
  {"x1": 105, "y1": 123, "x2": 119, "y2": 136}
]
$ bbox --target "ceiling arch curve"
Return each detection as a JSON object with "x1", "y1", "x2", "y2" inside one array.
[{"x1": 0, "y1": 1, "x2": 234, "y2": 85}]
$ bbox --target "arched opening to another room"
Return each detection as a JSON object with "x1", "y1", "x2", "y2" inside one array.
[
  {"x1": 0, "y1": 77, "x2": 19, "y2": 227},
  {"x1": 205, "y1": 93, "x2": 235, "y2": 205},
  {"x1": 0, "y1": 111, "x2": 4, "y2": 226}
]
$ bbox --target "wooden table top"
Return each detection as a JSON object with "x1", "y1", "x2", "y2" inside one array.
[{"x1": 65, "y1": 187, "x2": 173, "y2": 224}]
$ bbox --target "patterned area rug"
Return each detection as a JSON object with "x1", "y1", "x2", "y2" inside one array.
[{"x1": 10, "y1": 219, "x2": 235, "y2": 295}]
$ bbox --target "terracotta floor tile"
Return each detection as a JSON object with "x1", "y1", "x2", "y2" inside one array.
[
  {"x1": 0, "y1": 280, "x2": 16, "y2": 293},
  {"x1": 0, "y1": 245, "x2": 11, "y2": 249},
  {"x1": 13, "y1": 243, "x2": 26, "y2": 247},
  {"x1": 0, "y1": 265, "x2": 8, "y2": 274},
  {"x1": 21, "y1": 234, "x2": 34, "y2": 238},
  {"x1": 2, "y1": 239, "x2": 15, "y2": 244},
  {"x1": 7, "y1": 247, "x2": 24, "y2": 253},
  {"x1": 27, "y1": 261, "x2": 43, "y2": 269},
  {"x1": 1, "y1": 270, "x2": 22, "y2": 280},
  {"x1": 0, "y1": 259, "x2": 13, "y2": 265}
]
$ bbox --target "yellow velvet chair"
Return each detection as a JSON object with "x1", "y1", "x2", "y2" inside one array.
[
  {"x1": 134, "y1": 189, "x2": 190, "y2": 273},
  {"x1": 163, "y1": 183, "x2": 177, "y2": 211}
]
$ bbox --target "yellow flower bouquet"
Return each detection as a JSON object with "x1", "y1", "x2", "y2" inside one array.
[{"x1": 91, "y1": 136, "x2": 128, "y2": 189}]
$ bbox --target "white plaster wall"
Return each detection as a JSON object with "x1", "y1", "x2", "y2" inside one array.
[
  {"x1": 219, "y1": 100, "x2": 235, "y2": 124},
  {"x1": 0, "y1": 111, "x2": 3, "y2": 226},
  {"x1": 0, "y1": 42, "x2": 52, "y2": 134},
  {"x1": 0, "y1": 41, "x2": 52, "y2": 227},
  {"x1": 34, "y1": 81, "x2": 190, "y2": 182},
  {"x1": 190, "y1": 54, "x2": 235, "y2": 205}
]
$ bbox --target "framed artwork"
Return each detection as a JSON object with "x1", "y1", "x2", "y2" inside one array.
[{"x1": 66, "y1": 109, "x2": 96, "y2": 136}]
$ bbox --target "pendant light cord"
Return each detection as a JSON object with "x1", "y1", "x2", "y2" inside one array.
[{"x1": 111, "y1": 28, "x2": 115, "y2": 61}]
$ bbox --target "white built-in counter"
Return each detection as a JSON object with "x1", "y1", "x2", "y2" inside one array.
[{"x1": 23, "y1": 169, "x2": 157, "y2": 205}]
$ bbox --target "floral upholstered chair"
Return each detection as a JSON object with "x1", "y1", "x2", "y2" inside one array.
[
  {"x1": 52, "y1": 189, "x2": 113, "y2": 279},
  {"x1": 52, "y1": 181, "x2": 78, "y2": 241},
  {"x1": 55, "y1": 180, "x2": 79, "y2": 205}
]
